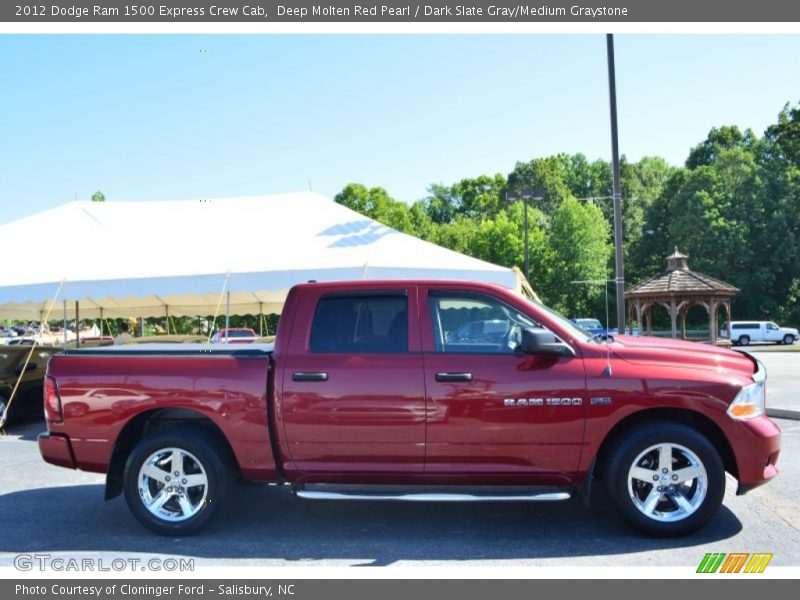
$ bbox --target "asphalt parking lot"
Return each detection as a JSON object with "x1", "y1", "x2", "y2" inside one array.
[
  {"x1": 0, "y1": 349, "x2": 798, "y2": 568},
  {"x1": 750, "y1": 346, "x2": 800, "y2": 416}
]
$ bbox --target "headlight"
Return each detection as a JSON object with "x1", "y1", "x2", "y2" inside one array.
[{"x1": 727, "y1": 381, "x2": 765, "y2": 420}]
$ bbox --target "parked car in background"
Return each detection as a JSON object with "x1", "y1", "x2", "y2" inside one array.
[
  {"x1": 6, "y1": 338, "x2": 40, "y2": 346},
  {"x1": 123, "y1": 335, "x2": 207, "y2": 345},
  {"x1": 61, "y1": 338, "x2": 115, "y2": 349},
  {"x1": 0, "y1": 344, "x2": 60, "y2": 424},
  {"x1": 210, "y1": 327, "x2": 257, "y2": 344},
  {"x1": 571, "y1": 318, "x2": 608, "y2": 336},
  {"x1": 722, "y1": 321, "x2": 799, "y2": 346},
  {"x1": 570, "y1": 318, "x2": 638, "y2": 337},
  {"x1": 0, "y1": 329, "x2": 18, "y2": 344}
]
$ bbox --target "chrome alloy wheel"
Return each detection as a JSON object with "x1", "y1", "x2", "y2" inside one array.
[
  {"x1": 137, "y1": 447, "x2": 208, "y2": 522},
  {"x1": 627, "y1": 442, "x2": 708, "y2": 522}
]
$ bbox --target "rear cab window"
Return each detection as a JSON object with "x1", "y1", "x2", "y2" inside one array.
[{"x1": 310, "y1": 293, "x2": 408, "y2": 353}]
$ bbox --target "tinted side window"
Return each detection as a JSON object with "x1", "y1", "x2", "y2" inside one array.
[
  {"x1": 310, "y1": 294, "x2": 408, "y2": 353},
  {"x1": 429, "y1": 294, "x2": 537, "y2": 354}
]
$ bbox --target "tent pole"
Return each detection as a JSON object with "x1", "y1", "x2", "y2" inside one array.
[
  {"x1": 165, "y1": 306, "x2": 169, "y2": 335},
  {"x1": 225, "y1": 292, "x2": 230, "y2": 343},
  {"x1": 259, "y1": 302, "x2": 263, "y2": 337},
  {"x1": 63, "y1": 300, "x2": 67, "y2": 345},
  {"x1": 75, "y1": 301, "x2": 80, "y2": 348},
  {"x1": 100, "y1": 308, "x2": 104, "y2": 338}
]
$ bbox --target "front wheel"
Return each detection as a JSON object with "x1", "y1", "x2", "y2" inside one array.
[
  {"x1": 603, "y1": 421, "x2": 725, "y2": 537},
  {"x1": 783, "y1": 334, "x2": 794, "y2": 345},
  {"x1": 123, "y1": 428, "x2": 231, "y2": 535}
]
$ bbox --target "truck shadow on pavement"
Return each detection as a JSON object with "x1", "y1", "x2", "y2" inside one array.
[
  {"x1": 0, "y1": 420, "x2": 43, "y2": 442},
  {"x1": 0, "y1": 482, "x2": 743, "y2": 565}
]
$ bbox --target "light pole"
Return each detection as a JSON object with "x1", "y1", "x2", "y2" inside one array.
[
  {"x1": 506, "y1": 188, "x2": 545, "y2": 281},
  {"x1": 606, "y1": 33, "x2": 626, "y2": 335}
]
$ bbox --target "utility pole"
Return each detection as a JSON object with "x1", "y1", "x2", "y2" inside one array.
[
  {"x1": 606, "y1": 33, "x2": 626, "y2": 334},
  {"x1": 506, "y1": 188, "x2": 545, "y2": 281}
]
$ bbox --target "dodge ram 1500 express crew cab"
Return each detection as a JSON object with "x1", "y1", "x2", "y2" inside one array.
[{"x1": 39, "y1": 280, "x2": 781, "y2": 537}]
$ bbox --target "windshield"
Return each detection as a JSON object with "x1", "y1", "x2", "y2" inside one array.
[{"x1": 519, "y1": 295, "x2": 594, "y2": 342}]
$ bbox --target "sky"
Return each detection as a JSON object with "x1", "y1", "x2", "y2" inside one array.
[{"x1": 1, "y1": 34, "x2": 799, "y2": 223}]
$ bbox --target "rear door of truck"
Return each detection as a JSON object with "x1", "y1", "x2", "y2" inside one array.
[{"x1": 278, "y1": 284, "x2": 426, "y2": 475}]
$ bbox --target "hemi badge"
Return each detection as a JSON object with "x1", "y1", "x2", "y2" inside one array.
[{"x1": 591, "y1": 396, "x2": 612, "y2": 405}]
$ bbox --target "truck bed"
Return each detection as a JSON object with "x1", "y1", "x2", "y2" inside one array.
[{"x1": 42, "y1": 342, "x2": 279, "y2": 483}]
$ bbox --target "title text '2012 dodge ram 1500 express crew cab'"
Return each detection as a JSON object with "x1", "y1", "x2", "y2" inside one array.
[{"x1": 39, "y1": 281, "x2": 781, "y2": 537}]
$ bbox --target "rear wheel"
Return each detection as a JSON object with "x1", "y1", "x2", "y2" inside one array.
[
  {"x1": 123, "y1": 428, "x2": 231, "y2": 535},
  {"x1": 738, "y1": 335, "x2": 750, "y2": 346},
  {"x1": 603, "y1": 421, "x2": 725, "y2": 537},
  {"x1": 783, "y1": 334, "x2": 794, "y2": 345}
]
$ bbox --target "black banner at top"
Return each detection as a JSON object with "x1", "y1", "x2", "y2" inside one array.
[{"x1": 3, "y1": 0, "x2": 800, "y2": 23}]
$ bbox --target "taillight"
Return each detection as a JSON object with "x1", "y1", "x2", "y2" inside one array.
[{"x1": 44, "y1": 376, "x2": 63, "y2": 423}]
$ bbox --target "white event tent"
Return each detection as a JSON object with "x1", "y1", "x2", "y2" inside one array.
[{"x1": 0, "y1": 192, "x2": 529, "y2": 322}]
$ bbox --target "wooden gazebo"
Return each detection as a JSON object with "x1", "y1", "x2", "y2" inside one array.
[{"x1": 625, "y1": 249, "x2": 739, "y2": 343}]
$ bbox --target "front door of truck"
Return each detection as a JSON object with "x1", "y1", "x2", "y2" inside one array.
[
  {"x1": 280, "y1": 288, "x2": 426, "y2": 475},
  {"x1": 420, "y1": 288, "x2": 587, "y2": 482},
  {"x1": 765, "y1": 322, "x2": 781, "y2": 342}
]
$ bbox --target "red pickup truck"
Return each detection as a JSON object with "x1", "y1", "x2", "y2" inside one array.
[{"x1": 38, "y1": 280, "x2": 780, "y2": 537}]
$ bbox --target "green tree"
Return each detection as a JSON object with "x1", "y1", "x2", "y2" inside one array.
[
  {"x1": 334, "y1": 183, "x2": 418, "y2": 236},
  {"x1": 765, "y1": 101, "x2": 800, "y2": 166},
  {"x1": 507, "y1": 154, "x2": 574, "y2": 212},
  {"x1": 91, "y1": 190, "x2": 106, "y2": 202},
  {"x1": 333, "y1": 103, "x2": 800, "y2": 328},
  {"x1": 622, "y1": 156, "x2": 675, "y2": 280},
  {"x1": 470, "y1": 202, "x2": 549, "y2": 280},
  {"x1": 423, "y1": 174, "x2": 507, "y2": 222},
  {"x1": 542, "y1": 198, "x2": 611, "y2": 316},
  {"x1": 423, "y1": 184, "x2": 457, "y2": 225},
  {"x1": 685, "y1": 126, "x2": 756, "y2": 169},
  {"x1": 644, "y1": 142, "x2": 795, "y2": 322},
  {"x1": 450, "y1": 174, "x2": 507, "y2": 219}
]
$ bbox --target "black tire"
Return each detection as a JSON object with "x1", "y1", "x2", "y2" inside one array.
[
  {"x1": 603, "y1": 421, "x2": 725, "y2": 537},
  {"x1": 783, "y1": 334, "x2": 794, "y2": 346},
  {"x1": 123, "y1": 427, "x2": 232, "y2": 536},
  {"x1": 738, "y1": 335, "x2": 750, "y2": 346}
]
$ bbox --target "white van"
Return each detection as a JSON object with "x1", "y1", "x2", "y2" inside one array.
[{"x1": 721, "y1": 321, "x2": 799, "y2": 346}]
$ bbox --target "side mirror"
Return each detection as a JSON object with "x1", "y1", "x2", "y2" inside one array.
[{"x1": 518, "y1": 328, "x2": 575, "y2": 357}]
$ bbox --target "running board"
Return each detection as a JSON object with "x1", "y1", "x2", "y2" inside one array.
[{"x1": 293, "y1": 485, "x2": 571, "y2": 503}]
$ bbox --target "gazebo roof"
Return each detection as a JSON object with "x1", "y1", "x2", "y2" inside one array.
[{"x1": 625, "y1": 249, "x2": 739, "y2": 299}]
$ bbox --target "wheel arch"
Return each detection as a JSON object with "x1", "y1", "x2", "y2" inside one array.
[
  {"x1": 105, "y1": 407, "x2": 239, "y2": 500},
  {"x1": 593, "y1": 407, "x2": 738, "y2": 483}
]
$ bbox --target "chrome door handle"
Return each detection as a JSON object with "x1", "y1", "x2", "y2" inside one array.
[
  {"x1": 435, "y1": 372, "x2": 473, "y2": 382},
  {"x1": 292, "y1": 372, "x2": 329, "y2": 382}
]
